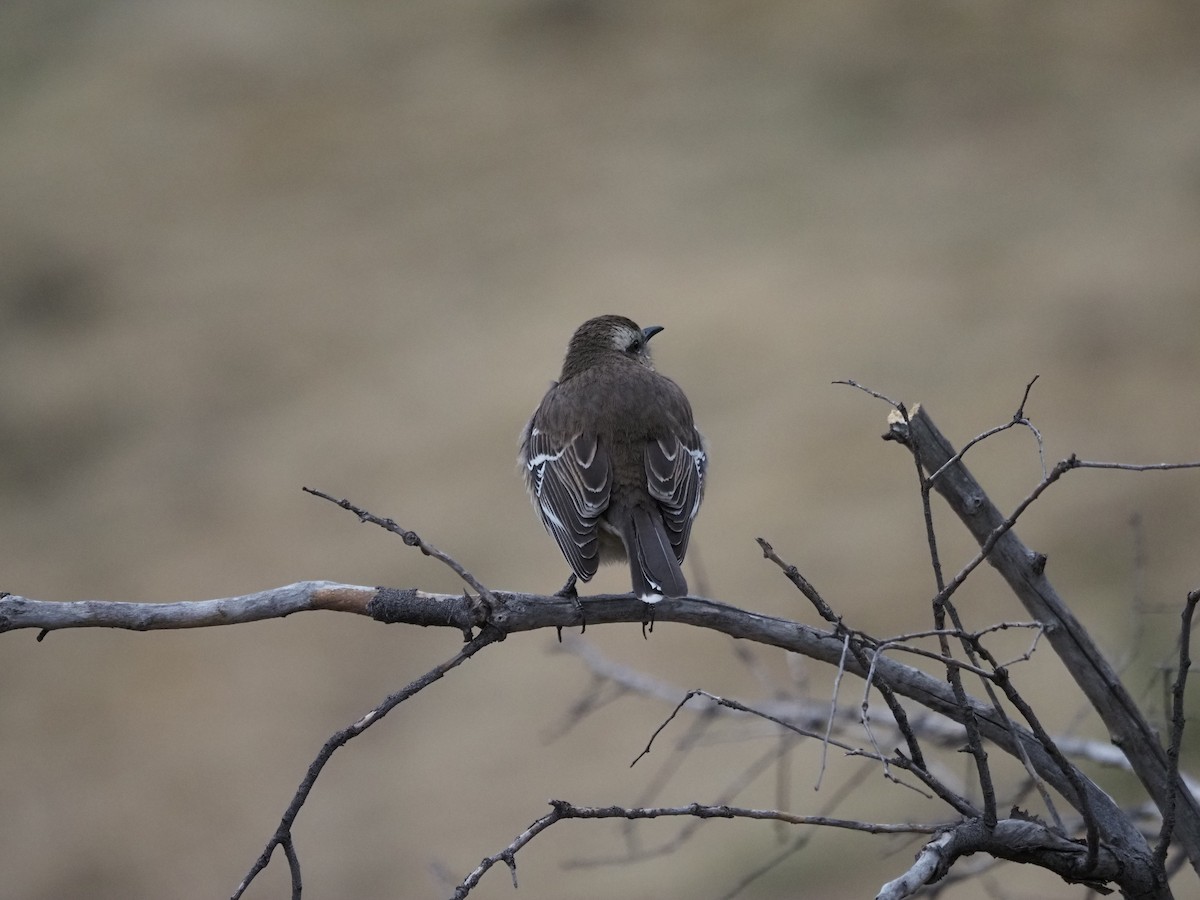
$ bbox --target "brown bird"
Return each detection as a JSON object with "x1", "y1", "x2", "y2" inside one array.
[{"x1": 520, "y1": 315, "x2": 706, "y2": 604}]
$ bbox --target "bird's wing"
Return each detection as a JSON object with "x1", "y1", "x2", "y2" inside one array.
[
  {"x1": 523, "y1": 427, "x2": 611, "y2": 580},
  {"x1": 644, "y1": 427, "x2": 707, "y2": 561}
]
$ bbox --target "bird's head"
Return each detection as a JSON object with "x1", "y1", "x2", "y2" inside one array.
[{"x1": 561, "y1": 315, "x2": 664, "y2": 380}]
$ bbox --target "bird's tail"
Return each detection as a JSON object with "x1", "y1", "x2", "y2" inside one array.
[{"x1": 624, "y1": 508, "x2": 688, "y2": 603}]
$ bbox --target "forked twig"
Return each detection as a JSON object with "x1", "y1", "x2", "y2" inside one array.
[{"x1": 232, "y1": 626, "x2": 504, "y2": 899}]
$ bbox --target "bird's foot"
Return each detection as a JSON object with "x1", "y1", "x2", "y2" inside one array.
[
  {"x1": 641, "y1": 601, "x2": 655, "y2": 639},
  {"x1": 554, "y1": 573, "x2": 585, "y2": 640}
]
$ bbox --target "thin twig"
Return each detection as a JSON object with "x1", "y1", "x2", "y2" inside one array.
[
  {"x1": 631, "y1": 690, "x2": 852, "y2": 768},
  {"x1": 453, "y1": 800, "x2": 944, "y2": 898},
  {"x1": 815, "y1": 633, "x2": 852, "y2": 790},
  {"x1": 1155, "y1": 589, "x2": 1200, "y2": 867},
  {"x1": 833, "y1": 379, "x2": 906, "y2": 413},
  {"x1": 904, "y1": 395, "x2": 999, "y2": 830},
  {"x1": 303, "y1": 487, "x2": 497, "y2": 607},
  {"x1": 1072, "y1": 460, "x2": 1200, "y2": 472},
  {"x1": 756, "y1": 537, "x2": 929, "y2": 772},
  {"x1": 926, "y1": 374, "x2": 1044, "y2": 484},
  {"x1": 574, "y1": 740, "x2": 798, "y2": 868},
  {"x1": 231, "y1": 626, "x2": 504, "y2": 900}
]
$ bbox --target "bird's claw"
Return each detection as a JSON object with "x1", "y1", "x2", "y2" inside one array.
[{"x1": 554, "y1": 573, "x2": 585, "y2": 639}]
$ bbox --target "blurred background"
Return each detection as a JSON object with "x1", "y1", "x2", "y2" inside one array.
[{"x1": 2, "y1": 2, "x2": 1199, "y2": 898}]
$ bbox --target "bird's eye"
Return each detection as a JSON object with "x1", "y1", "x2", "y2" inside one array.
[{"x1": 628, "y1": 339, "x2": 643, "y2": 354}]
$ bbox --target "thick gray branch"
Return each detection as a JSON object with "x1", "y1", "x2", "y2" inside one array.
[
  {"x1": 0, "y1": 582, "x2": 1161, "y2": 871},
  {"x1": 0, "y1": 582, "x2": 379, "y2": 632},
  {"x1": 890, "y1": 405, "x2": 1200, "y2": 878},
  {"x1": 1, "y1": 590, "x2": 1169, "y2": 895},
  {"x1": 878, "y1": 818, "x2": 1125, "y2": 900}
]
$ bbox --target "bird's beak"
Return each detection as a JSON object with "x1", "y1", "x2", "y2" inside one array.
[{"x1": 642, "y1": 325, "x2": 664, "y2": 342}]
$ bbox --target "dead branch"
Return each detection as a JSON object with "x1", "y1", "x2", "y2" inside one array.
[
  {"x1": 878, "y1": 818, "x2": 1122, "y2": 900},
  {"x1": 454, "y1": 800, "x2": 945, "y2": 899},
  {"x1": 6, "y1": 404, "x2": 1199, "y2": 899},
  {"x1": 888, "y1": 404, "x2": 1200, "y2": 876},
  {"x1": 231, "y1": 625, "x2": 506, "y2": 900}
]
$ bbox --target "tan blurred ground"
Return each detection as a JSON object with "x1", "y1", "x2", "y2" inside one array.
[{"x1": 2, "y1": 2, "x2": 1199, "y2": 898}]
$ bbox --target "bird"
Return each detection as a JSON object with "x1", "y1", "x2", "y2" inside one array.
[{"x1": 520, "y1": 315, "x2": 707, "y2": 607}]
